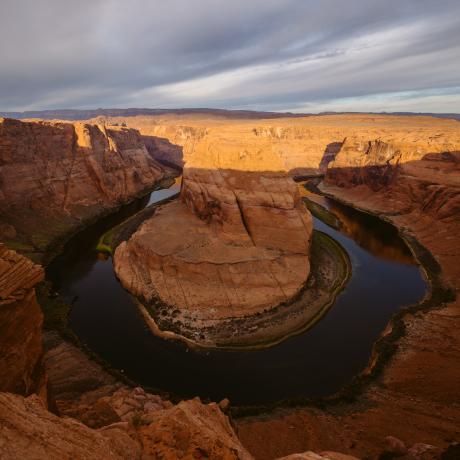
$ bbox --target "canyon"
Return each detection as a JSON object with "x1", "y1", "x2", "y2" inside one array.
[
  {"x1": 0, "y1": 112, "x2": 459, "y2": 459},
  {"x1": 0, "y1": 117, "x2": 172, "y2": 263}
]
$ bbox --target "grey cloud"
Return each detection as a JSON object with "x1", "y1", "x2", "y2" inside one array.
[{"x1": 0, "y1": 0, "x2": 459, "y2": 111}]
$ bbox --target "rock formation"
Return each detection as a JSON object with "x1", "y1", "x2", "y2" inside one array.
[
  {"x1": 0, "y1": 392, "x2": 140, "y2": 460},
  {"x1": 0, "y1": 117, "x2": 170, "y2": 262},
  {"x1": 1, "y1": 112, "x2": 460, "y2": 459},
  {"x1": 0, "y1": 244, "x2": 45, "y2": 398},
  {"x1": 1, "y1": 326, "x2": 255, "y2": 460},
  {"x1": 114, "y1": 132, "x2": 313, "y2": 346},
  {"x1": 104, "y1": 113, "x2": 460, "y2": 176}
]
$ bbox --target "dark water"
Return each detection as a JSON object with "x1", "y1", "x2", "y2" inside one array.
[{"x1": 47, "y1": 182, "x2": 427, "y2": 405}]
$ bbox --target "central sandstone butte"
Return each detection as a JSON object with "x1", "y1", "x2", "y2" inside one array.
[{"x1": 114, "y1": 127, "x2": 313, "y2": 346}]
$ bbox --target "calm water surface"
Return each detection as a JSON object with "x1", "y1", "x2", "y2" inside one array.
[{"x1": 47, "y1": 180, "x2": 427, "y2": 405}]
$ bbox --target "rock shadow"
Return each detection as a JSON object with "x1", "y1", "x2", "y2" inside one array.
[{"x1": 141, "y1": 135, "x2": 184, "y2": 171}]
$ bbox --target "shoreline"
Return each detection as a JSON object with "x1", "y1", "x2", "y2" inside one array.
[
  {"x1": 37, "y1": 179, "x2": 450, "y2": 416},
  {"x1": 232, "y1": 186, "x2": 452, "y2": 416},
  {"x1": 133, "y1": 229, "x2": 351, "y2": 352}
]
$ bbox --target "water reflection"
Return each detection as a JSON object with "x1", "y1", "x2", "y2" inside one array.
[
  {"x1": 300, "y1": 182, "x2": 414, "y2": 265},
  {"x1": 47, "y1": 179, "x2": 427, "y2": 405},
  {"x1": 327, "y1": 201, "x2": 414, "y2": 265}
]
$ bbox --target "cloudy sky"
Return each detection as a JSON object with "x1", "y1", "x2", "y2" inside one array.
[{"x1": 1, "y1": 0, "x2": 460, "y2": 113}]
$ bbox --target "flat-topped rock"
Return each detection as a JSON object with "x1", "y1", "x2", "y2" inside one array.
[{"x1": 114, "y1": 137, "x2": 313, "y2": 345}]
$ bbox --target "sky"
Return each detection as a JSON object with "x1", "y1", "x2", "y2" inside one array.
[{"x1": 1, "y1": 0, "x2": 460, "y2": 113}]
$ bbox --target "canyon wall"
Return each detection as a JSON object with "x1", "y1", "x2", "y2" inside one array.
[
  {"x1": 0, "y1": 244, "x2": 45, "y2": 399},
  {"x1": 108, "y1": 113, "x2": 460, "y2": 457},
  {"x1": 0, "y1": 117, "x2": 169, "y2": 261},
  {"x1": 100, "y1": 113, "x2": 460, "y2": 176},
  {"x1": 2, "y1": 113, "x2": 460, "y2": 459},
  {"x1": 323, "y1": 134, "x2": 460, "y2": 285}
]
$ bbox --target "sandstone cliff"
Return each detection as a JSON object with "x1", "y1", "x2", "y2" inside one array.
[
  {"x1": 323, "y1": 133, "x2": 460, "y2": 284},
  {"x1": 0, "y1": 244, "x2": 45, "y2": 398},
  {"x1": 1, "y1": 389, "x2": 361, "y2": 460},
  {"x1": 2, "y1": 113, "x2": 460, "y2": 459},
  {"x1": 7, "y1": 382, "x2": 450, "y2": 460},
  {"x1": 101, "y1": 113, "x2": 460, "y2": 177},
  {"x1": 1, "y1": 329, "x2": 255, "y2": 460},
  {"x1": 0, "y1": 117, "x2": 169, "y2": 262}
]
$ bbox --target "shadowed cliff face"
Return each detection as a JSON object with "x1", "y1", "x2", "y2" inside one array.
[
  {"x1": 323, "y1": 140, "x2": 460, "y2": 290},
  {"x1": 0, "y1": 244, "x2": 45, "y2": 399},
  {"x1": 325, "y1": 138, "x2": 460, "y2": 222},
  {"x1": 0, "y1": 118, "x2": 169, "y2": 261}
]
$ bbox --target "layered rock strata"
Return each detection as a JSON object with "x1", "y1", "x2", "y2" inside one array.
[
  {"x1": 114, "y1": 139, "x2": 313, "y2": 346},
  {"x1": 101, "y1": 113, "x2": 460, "y2": 177},
  {"x1": 0, "y1": 117, "x2": 169, "y2": 261},
  {"x1": 0, "y1": 244, "x2": 45, "y2": 398},
  {"x1": 0, "y1": 390, "x2": 257, "y2": 460}
]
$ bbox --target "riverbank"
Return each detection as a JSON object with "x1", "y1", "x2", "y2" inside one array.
[
  {"x1": 134, "y1": 229, "x2": 350, "y2": 350},
  {"x1": 11, "y1": 175, "x2": 178, "y2": 266}
]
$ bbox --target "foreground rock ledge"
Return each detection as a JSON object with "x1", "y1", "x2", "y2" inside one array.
[{"x1": 115, "y1": 151, "x2": 313, "y2": 347}]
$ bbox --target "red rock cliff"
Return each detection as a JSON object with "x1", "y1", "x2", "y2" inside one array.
[
  {"x1": 0, "y1": 244, "x2": 45, "y2": 398},
  {"x1": 0, "y1": 117, "x2": 169, "y2": 261}
]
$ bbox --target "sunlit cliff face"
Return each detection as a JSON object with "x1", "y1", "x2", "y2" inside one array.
[{"x1": 103, "y1": 114, "x2": 460, "y2": 174}]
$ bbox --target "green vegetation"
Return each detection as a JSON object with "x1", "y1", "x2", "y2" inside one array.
[
  {"x1": 302, "y1": 197, "x2": 341, "y2": 230},
  {"x1": 95, "y1": 229, "x2": 117, "y2": 255},
  {"x1": 4, "y1": 240, "x2": 35, "y2": 252}
]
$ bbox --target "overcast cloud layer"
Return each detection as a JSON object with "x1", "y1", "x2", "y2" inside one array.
[{"x1": 1, "y1": 0, "x2": 460, "y2": 112}]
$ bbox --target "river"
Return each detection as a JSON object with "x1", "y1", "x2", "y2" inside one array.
[{"x1": 47, "y1": 179, "x2": 427, "y2": 405}]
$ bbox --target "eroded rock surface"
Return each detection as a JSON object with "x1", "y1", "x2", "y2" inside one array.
[
  {"x1": 101, "y1": 113, "x2": 460, "y2": 176},
  {"x1": 1, "y1": 331, "x2": 255, "y2": 460},
  {"x1": 114, "y1": 135, "x2": 313, "y2": 346},
  {"x1": 0, "y1": 392, "x2": 140, "y2": 460},
  {"x1": 0, "y1": 117, "x2": 169, "y2": 261},
  {"x1": 0, "y1": 244, "x2": 45, "y2": 398},
  {"x1": 2, "y1": 113, "x2": 460, "y2": 459}
]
